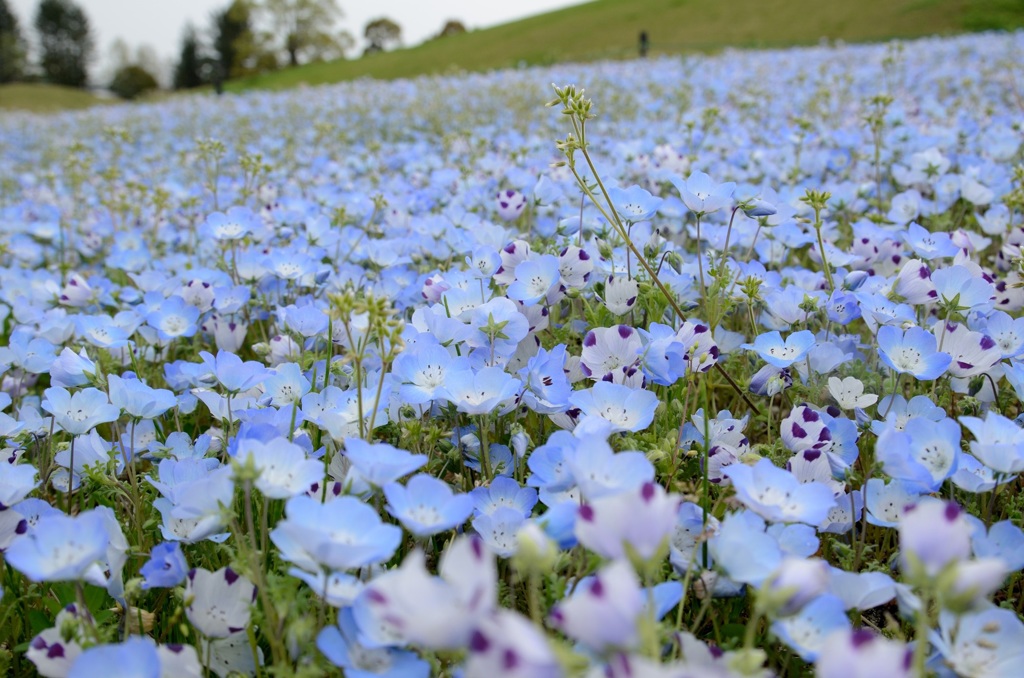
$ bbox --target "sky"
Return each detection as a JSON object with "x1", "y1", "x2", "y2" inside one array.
[{"x1": 9, "y1": 0, "x2": 588, "y2": 80}]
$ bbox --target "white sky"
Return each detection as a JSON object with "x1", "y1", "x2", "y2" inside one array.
[{"x1": 10, "y1": 0, "x2": 589, "y2": 76}]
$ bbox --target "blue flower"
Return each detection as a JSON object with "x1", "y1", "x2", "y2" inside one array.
[
  {"x1": 318, "y1": 608, "x2": 430, "y2": 678},
  {"x1": 108, "y1": 374, "x2": 177, "y2": 420},
  {"x1": 507, "y1": 254, "x2": 561, "y2": 306},
  {"x1": 876, "y1": 325, "x2": 951, "y2": 380},
  {"x1": 472, "y1": 506, "x2": 527, "y2": 557},
  {"x1": 669, "y1": 170, "x2": 735, "y2": 216},
  {"x1": 145, "y1": 295, "x2": 200, "y2": 341},
  {"x1": 903, "y1": 222, "x2": 960, "y2": 259},
  {"x1": 42, "y1": 386, "x2": 120, "y2": 436},
  {"x1": 140, "y1": 542, "x2": 188, "y2": 589},
  {"x1": 518, "y1": 344, "x2": 572, "y2": 414},
  {"x1": 6, "y1": 509, "x2": 109, "y2": 582},
  {"x1": 68, "y1": 637, "x2": 161, "y2": 678},
  {"x1": 343, "y1": 438, "x2": 428, "y2": 488},
  {"x1": 270, "y1": 495, "x2": 401, "y2": 571},
  {"x1": 438, "y1": 366, "x2": 521, "y2": 416},
  {"x1": 723, "y1": 458, "x2": 835, "y2": 525},
  {"x1": 606, "y1": 184, "x2": 663, "y2": 222},
  {"x1": 742, "y1": 330, "x2": 816, "y2": 368},
  {"x1": 876, "y1": 417, "x2": 960, "y2": 492},
  {"x1": 470, "y1": 476, "x2": 537, "y2": 519},
  {"x1": 568, "y1": 382, "x2": 658, "y2": 433},
  {"x1": 199, "y1": 350, "x2": 272, "y2": 393},
  {"x1": 384, "y1": 474, "x2": 474, "y2": 537}
]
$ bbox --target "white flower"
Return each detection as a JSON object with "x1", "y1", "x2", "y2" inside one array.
[{"x1": 827, "y1": 376, "x2": 878, "y2": 410}]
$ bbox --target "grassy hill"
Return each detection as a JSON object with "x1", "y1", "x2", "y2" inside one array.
[
  {"x1": 0, "y1": 83, "x2": 109, "y2": 114},
  {"x1": 232, "y1": 0, "x2": 1024, "y2": 91}
]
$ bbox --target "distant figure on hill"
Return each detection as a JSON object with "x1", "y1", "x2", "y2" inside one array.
[{"x1": 639, "y1": 30, "x2": 649, "y2": 58}]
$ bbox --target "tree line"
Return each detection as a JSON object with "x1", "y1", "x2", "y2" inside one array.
[{"x1": 1, "y1": 0, "x2": 469, "y2": 99}]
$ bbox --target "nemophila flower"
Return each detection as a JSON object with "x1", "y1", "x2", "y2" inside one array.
[
  {"x1": 259, "y1": 362, "x2": 311, "y2": 408},
  {"x1": 876, "y1": 417, "x2": 960, "y2": 492},
  {"x1": 889, "y1": 258, "x2": 936, "y2": 305},
  {"x1": 575, "y1": 481, "x2": 679, "y2": 561},
  {"x1": 199, "y1": 350, "x2": 272, "y2": 393},
  {"x1": 140, "y1": 542, "x2": 188, "y2": 589},
  {"x1": 108, "y1": 374, "x2": 176, "y2": 420},
  {"x1": 934, "y1": 322, "x2": 1000, "y2": 379},
  {"x1": 670, "y1": 502, "x2": 719, "y2": 574},
  {"x1": 41, "y1": 386, "x2": 120, "y2": 435},
  {"x1": 27, "y1": 604, "x2": 93, "y2": 676},
  {"x1": 899, "y1": 499, "x2": 972, "y2": 578},
  {"x1": 493, "y1": 240, "x2": 532, "y2": 286},
  {"x1": 317, "y1": 608, "x2": 430, "y2": 678},
  {"x1": 50, "y1": 347, "x2": 98, "y2": 388},
  {"x1": 960, "y1": 410, "x2": 1024, "y2": 474},
  {"x1": 828, "y1": 376, "x2": 877, "y2": 410},
  {"x1": 815, "y1": 629, "x2": 912, "y2": 678},
  {"x1": 549, "y1": 559, "x2": 645, "y2": 652},
  {"x1": 977, "y1": 310, "x2": 1024, "y2": 359},
  {"x1": 864, "y1": 478, "x2": 922, "y2": 528},
  {"x1": 525, "y1": 430, "x2": 577, "y2": 493},
  {"x1": 495, "y1": 189, "x2": 527, "y2": 221},
  {"x1": 887, "y1": 189, "x2": 923, "y2": 224},
  {"x1": 205, "y1": 206, "x2": 259, "y2": 241},
  {"x1": 517, "y1": 344, "x2": 571, "y2": 414},
  {"x1": 439, "y1": 366, "x2": 521, "y2": 415},
  {"x1": 568, "y1": 382, "x2": 658, "y2": 433},
  {"x1": 670, "y1": 170, "x2": 735, "y2": 216},
  {"x1": 904, "y1": 221, "x2": 960, "y2": 259},
  {"x1": 234, "y1": 438, "x2": 322, "y2": 499},
  {"x1": 972, "y1": 520, "x2": 1024, "y2": 571},
  {"x1": 759, "y1": 557, "x2": 830, "y2": 617},
  {"x1": 464, "y1": 297, "x2": 530, "y2": 356},
  {"x1": 507, "y1": 254, "x2": 561, "y2": 306},
  {"x1": 281, "y1": 303, "x2": 329, "y2": 338},
  {"x1": 580, "y1": 325, "x2": 641, "y2": 380},
  {"x1": 465, "y1": 609, "x2": 560, "y2": 678},
  {"x1": 827, "y1": 567, "x2": 897, "y2": 611},
  {"x1": 6, "y1": 509, "x2": 109, "y2": 582},
  {"x1": 392, "y1": 339, "x2": 467, "y2": 406},
  {"x1": 145, "y1": 295, "x2": 200, "y2": 342},
  {"x1": 199, "y1": 630, "x2": 264, "y2": 677},
  {"x1": 825, "y1": 290, "x2": 862, "y2": 326},
  {"x1": 557, "y1": 245, "x2": 594, "y2": 290},
  {"x1": 871, "y1": 393, "x2": 945, "y2": 434},
  {"x1": 0, "y1": 329, "x2": 56, "y2": 373},
  {"x1": 933, "y1": 607, "x2": 1024, "y2": 677},
  {"x1": 742, "y1": 330, "x2": 816, "y2": 368},
  {"x1": 354, "y1": 535, "x2": 495, "y2": 649},
  {"x1": 0, "y1": 461, "x2": 38, "y2": 509},
  {"x1": 472, "y1": 506, "x2": 526, "y2": 557},
  {"x1": 342, "y1": 438, "x2": 427, "y2": 488},
  {"x1": 707, "y1": 510, "x2": 818, "y2": 587},
  {"x1": 607, "y1": 184, "x2": 663, "y2": 222},
  {"x1": 772, "y1": 593, "x2": 851, "y2": 663},
  {"x1": 154, "y1": 465, "x2": 234, "y2": 545},
  {"x1": 67, "y1": 636, "x2": 162, "y2": 678},
  {"x1": 271, "y1": 495, "x2": 401, "y2": 572},
  {"x1": 470, "y1": 475, "x2": 537, "y2": 519},
  {"x1": 467, "y1": 245, "x2": 501, "y2": 280},
  {"x1": 564, "y1": 434, "x2": 655, "y2": 500},
  {"x1": 724, "y1": 458, "x2": 836, "y2": 525},
  {"x1": 932, "y1": 265, "x2": 994, "y2": 313},
  {"x1": 951, "y1": 452, "x2": 1011, "y2": 493},
  {"x1": 603, "y1": 274, "x2": 639, "y2": 316},
  {"x1": 185, "y1": 567, "x2": 256, "y2": 638},
  {"x1": 876, "y1": 325, "x2": 951, "y2": 380},
  {"x1": 855, "y1": 291, "x2": 915, "y2": 334},
  {"x1": 384, "y1": 473, "x2": 473, "y2": 537}
]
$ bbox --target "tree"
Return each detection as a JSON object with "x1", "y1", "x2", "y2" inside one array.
[
  {"x1": 109, "y1": 64, "x2": 157, "y2": 100},
  {"x1": 212, "y1": 0, "x2": 261, "y2": 79},
  {"x1": 435, "y1": 19, "x2": 466, "y2": 40},
  {"x1": 35, "y1": 0, "x2": 94, "y2": 88},
  {"x1": 0, "y1": 0, "x2": 27, "y2": 82},
  {"x1": 262, "y1": 0, "x2": 346, "y2": 66},
  {"x1": 173, "y1": 24, "x2": 208, "y2": 89},
  {"x1": 363, "y1": 17, "x2": 400, "y2": 54}
]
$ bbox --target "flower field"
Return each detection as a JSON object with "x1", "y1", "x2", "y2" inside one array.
[{"x1": 1, "y1": 29, "x2": 1024, "y2": 677}]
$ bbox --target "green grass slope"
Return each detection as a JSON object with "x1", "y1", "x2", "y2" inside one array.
[
  {"x1": 233, "y1": 0, "x2": 1023, "y2": 90},
  {"x1": 0, "y1": 83, "x2": 108, "y2": 114}
]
